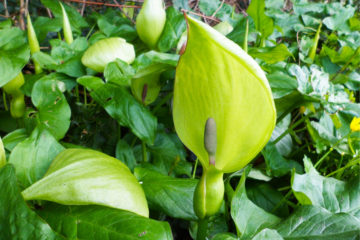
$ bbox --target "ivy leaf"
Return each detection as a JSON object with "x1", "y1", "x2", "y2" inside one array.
[
  {"x1": 292, "y1": 156, "x2": 360, "y2": 219},
  {"x1": 275, "y1": 205, "x2": 360, "y2": 239},
  {"x1": 36, "y1": 202, "x2": 173, "y2": 240},
  {"x1": 0, "y1": 165, "x2": 61, "y2": 240},
  {"x1": 8, "y1": 127, "x2": 64, "y2": 189}
]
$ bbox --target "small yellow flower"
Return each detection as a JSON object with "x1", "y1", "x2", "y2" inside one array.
[{"x1": 350, "y1": 117, "x2": 360, "y2": 132}]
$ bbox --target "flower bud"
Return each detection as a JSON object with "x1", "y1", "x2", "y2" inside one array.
[
  {"x1": 136, "y1": 0, "x2": 166, "y2": 49},
  {"x1": 81, "y1": 38, "x2": 135, "y2": 73}
]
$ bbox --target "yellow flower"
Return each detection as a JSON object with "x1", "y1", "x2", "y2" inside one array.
[{"x1": 350, "y1": 117, "x2": 360, "y2": 132}]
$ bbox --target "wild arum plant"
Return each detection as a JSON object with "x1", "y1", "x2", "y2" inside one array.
[{"x1": 173, "y1": 14, "x2": 276, "y2": 227}]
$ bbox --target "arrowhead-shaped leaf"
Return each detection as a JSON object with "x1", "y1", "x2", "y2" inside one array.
[{"x1": 173, "y1": 15, "x2": 276, "y2": 173}]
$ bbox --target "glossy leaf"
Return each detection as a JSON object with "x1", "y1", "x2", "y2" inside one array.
[
  {"x1": 0, "y1": 165, "x2": 61, "y2": 239},
  {"x1": 36, "y1": 203, "x2": 173, "y2": 240},
  {"x1": 292, "y1": 156, "x2": 360, "y2": 218},
  {"x1": 173, "y1": 15, "x2": 276, "y2": 173},
  {"x1": 247, "y1": 0, "x2": 274, "y2": 42},
  {"x1": 135, "y1": 167, "x2": 197, "y2": 220},
  {"x1": 22, "y1": 148, "x2": 149, "y2": 217},
  {"x1": 91, "y1": 83, "x2": 157, "y2": 144},
  {"x1": 81, "y1": 38, "x2": 135, "y2": 72},
  {"x1": 248, "y1": 44, "x2": 293, "y2": 64},
  {"x1": 231, "y1": 167, "x2": 281, "y2": 239},
  {"x1": 252, "y1": 229, "x2": 283, "y2": 240},
  {"x1": 9, "y1": 128, "x2": 64, "y2": 189},
  {"x1": 31, "y1": 77, "x2": 71, "y2": 140},
  {"x1": 0, "y1": 28, "x2": 30, "y2": 87},
  {"x1": 275, "y1": 205, "x2": 360, "y2": 240}
]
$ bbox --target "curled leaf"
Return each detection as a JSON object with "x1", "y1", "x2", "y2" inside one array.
[
  {"x1": 173, "y1": 15, "x2": 276, "y2": 173},
  {"x1": 27, "y1": 14, "x2": 42, "y2": 74},
  {"x1": 22, "y1": 148, "x2": 149, "y2": 217},
  {"x1": 60, "y1": 2, "x2": 73, "y2": 44},
  {"x1": 81, "y1": 38, "x2": 135, "y2": 72}
]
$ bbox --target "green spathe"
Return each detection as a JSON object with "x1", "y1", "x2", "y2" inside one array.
[
  {"x1": 22, "y1": 148, "x2": 149, "y2": 217},
  {"x1": 173, "y1": 16, "x2": 276, "y2": 173},
  {"x1": 60, "y1": 2, "x2": 73, "y2": 44},
  {"x1": 136, "y1": 0, "x2": 166, "y2": 49},
  {"x1": 81, "y1": 38, "x2": 135, "y2": 72}
]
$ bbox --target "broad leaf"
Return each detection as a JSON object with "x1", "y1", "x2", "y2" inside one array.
[
  {"x1": 9, "y1": 127, "x2": 64, "y2": 188},
  {"x1": 134, "y1": 167, "x2": 198, "y2": 220},
  {"x1": 0, "y1": 28, "x2": 30, "y2": 87},
  {"x1": 267, "y1": 71, "x2": 298, "y2": 99},
  {"x1": 22, "y1": 148, "x2": 149, "y2": 217},
  {"x1": 252, "y1": 229, "x2": 283, "y2": 240},
  {"x1": 173, "y1": 15, "x2": 276, "y2": 173},
  {"x1": 275, "y1": 205, "x2": 360, "y2": 240},
  {"x1": 231, "y1": 167, "x2": 281, "y2": 239},
  {"x1": 31, "y1": 77, "x2": 71, "y2": 140},
  {"x1": 36, "y1": 203, "x2": 173, "y2": 240},
  {"x1": 157, "y1": 7, "x2": 187, "y2": 52},
  {"x1": 292, "y1": 156, "x2": 360, "y2": 218},
  {"x1": 248, "y1": 44, "x2": 293, "y2": 64},
  {"x1": 91, "y1": 83, "x2": 157, "y2": 144},
  {"x1": 0, "y1": 165, "x2": 60, "y2": 239},
  {"x1": 247, "y1": 0, "x2": 274, "y2": 41}
]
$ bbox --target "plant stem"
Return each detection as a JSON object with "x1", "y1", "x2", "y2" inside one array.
[
  {"x1": 84, "y1": 87, "x2": 87, "y2": 106},
  {"x1": 314, "y1": 147, "x2": 333, "y2": 168},
  {"x1": 2, "y1": 92, "x2": 8, "y2": 111},
  {"x1": 243, "y1": 19, "x2": 249, "y2": 53},
  {"x1": 142, "y1": 141, "x2": 147, "y2": 162},
  {"x1": 271, "y1": 190, "x2": 293, "y2": 213},
  {"x1": 75, "y1": 85, "x2": 80, "y2": 102},
  {"x1": 192, "y1": 158, "x2": 199, "y2": 179},
  {"x1": 196, "y1": 217, "x2": 208, "y2": 240},
  {"x1": 273, "y1": 117, "x2": 306, "y2": 145},
  {"x1": 327, "y1": 157, "x2": 360, "y2": 177}
]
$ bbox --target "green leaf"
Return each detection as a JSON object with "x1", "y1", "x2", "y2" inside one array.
[
  {"x1": 292, "y1": 156, "x2": 360, "y2": 218},
  {"x1": 9, "y1": 128, "x2": 64, "y2": 188},
  {"x1": 116, "y1": 139, "x2": 137, "y2": 171},
  {"x1": 157, "y1": 7, "x2": 187, "y2": 52},
  {"x1": 247, "y1": 0, "x2": 274, "y2": 41},
  {"x1": 22, "y1": 148, "x2": 149, "y2": 217},
  {"x1": 31, "y1": 77, "x2": 71, "y2": 140},
  {"x1": 134, "y1": 167, "x2": 198, "y2": 220},
  {"x1": 269, "y1": 114, "x2": 293, "y2": 156},
  {"x1": 91, "y1": 83, "x2": 157, "y2": 144},
  {"x1": 0, "y1": 28, "x2": 30, "y2": 87},
  {"x1": 147, "y1": 128, "x2": 192, "y2": 177},
  {"x1": 212, "y1": 233, "x2": 238, "y2": 240},
  {"x1": 231, "y1": 167, "x2": 281, "y2": 239},
  {"x1": 77, "y1": 75, "x2": 104, "y2": 91},
  {"x1": 0, "y1": 165, "x2": 61, "y2": 239},
  {"x1": 247, "y1": 182, "x2": 289, "y2": 218},
  {"x1": 0, "y1": 137, "x2": 5, "y2": 168},
  {"x1": 104, "y1": 59, "x2": 135, "y2": 86},
  {"x1": 275, "y1": 205, "x2": 360, "y2": 240},
  {"x1": 323, "y1": 3, "x2": 355, "y2": 33},
  {"x1": 33, "y1": 16, "x2": 62, "y2": 42},
  {"x1": 267, "y1": 71, "x2": 298, "y2": 99},
  {"x1": 252, "y1": 229, "x2": 283, "y2": 240},
  {"x1": 248, "y1": 44, "x2": 293, "y2": 64},
  {"x1": 262, "y1": 143, "x2": 302, "y2": 177},
  {"x1": 36, "y1": 203, "x2": 173, "y2": 240},
  {"x1": 173, "y1": 15, "x2": 276, "y2": 173}
]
